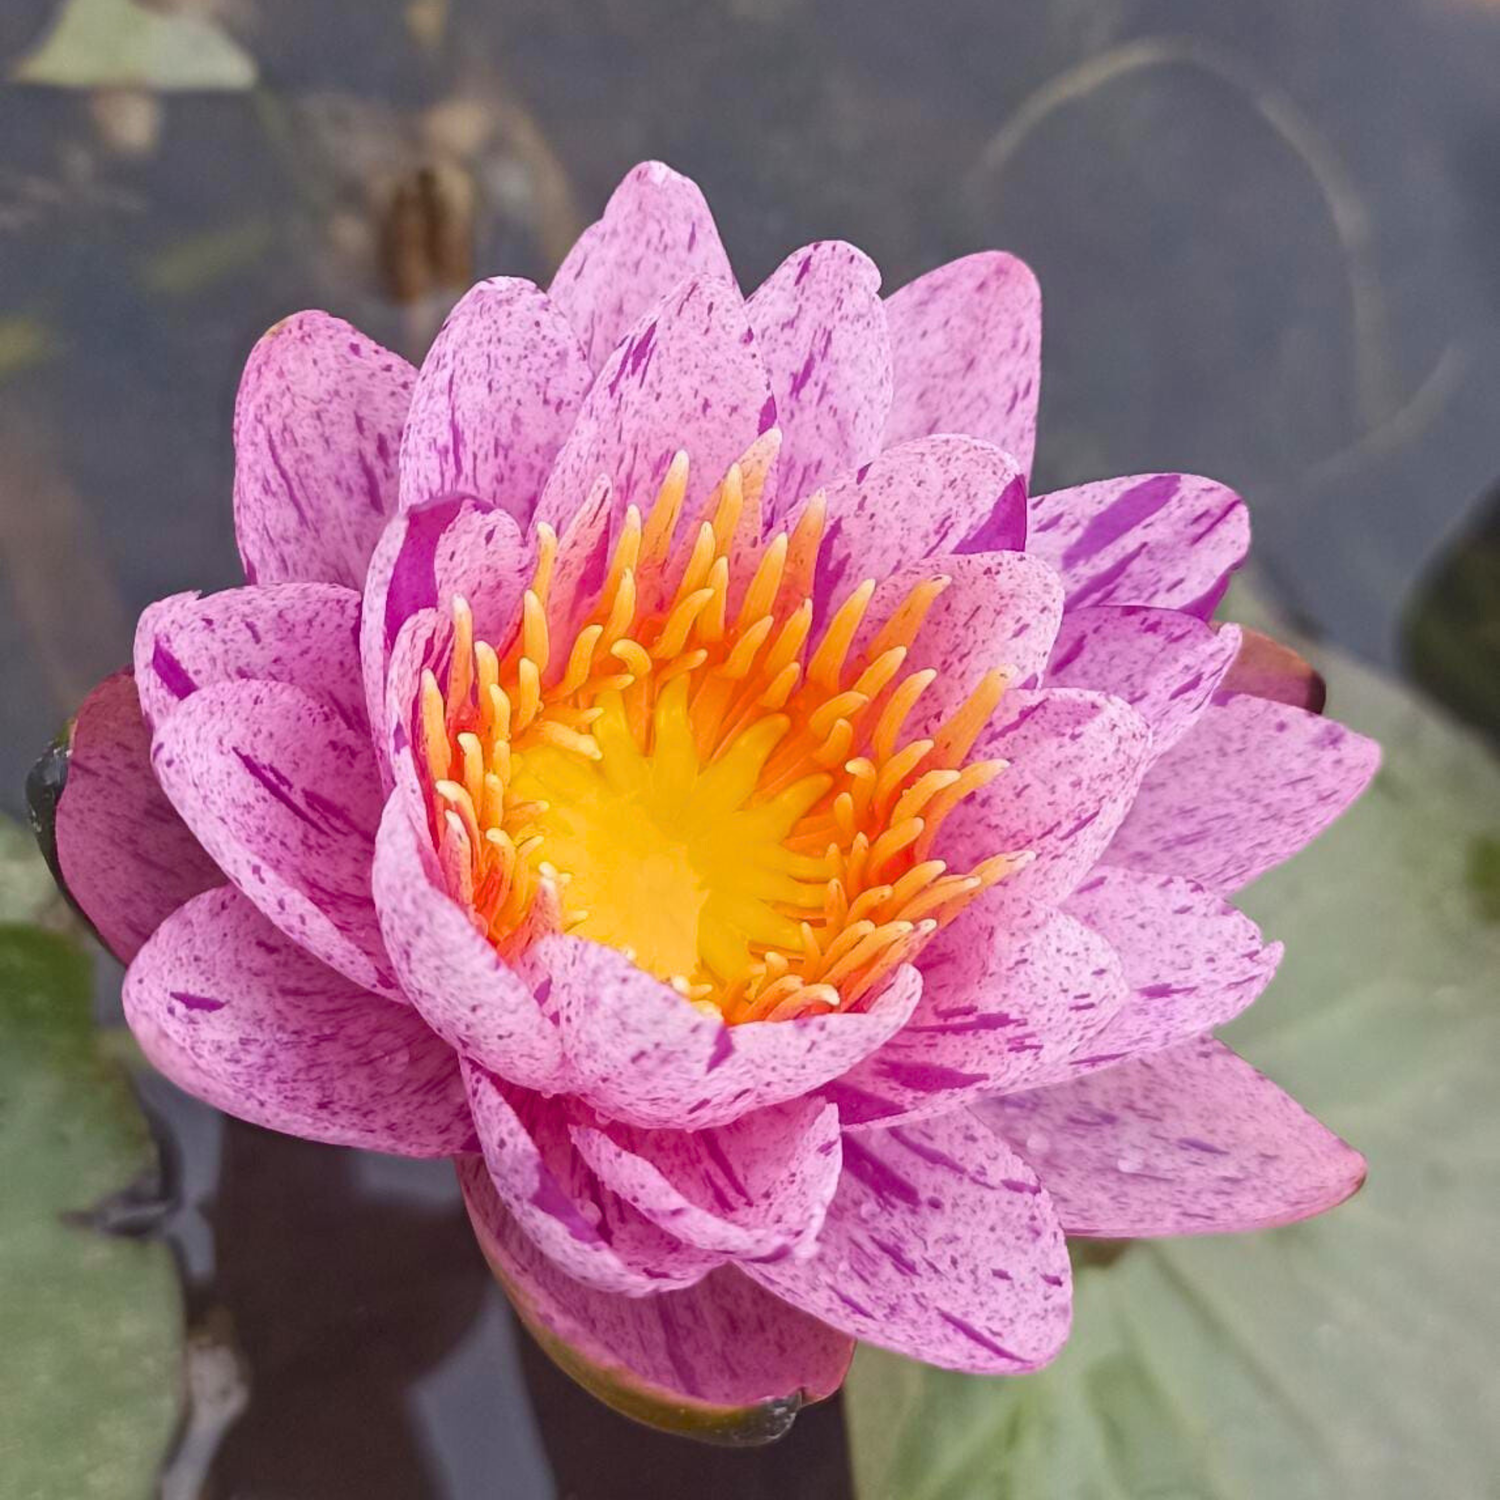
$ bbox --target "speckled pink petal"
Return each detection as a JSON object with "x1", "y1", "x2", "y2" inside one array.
[
  {"x1": 535, "y1": 276, "x2": 772, "y2": 538},
  {"x1": 150, "y1": 679, "x2": 397, "y2": 997},
  {"x1": 465, "y1": 1064, "x2": 717, "y2": 1294},
  {"x1": 134, "y1": 583, "x2": 366, "y2": 736},
  {"x1": 938, "y1": 688, "x2": 1152, "y2": 907},
  {"x1": 977, "y1": 1037, "x2": 1366, "y2": 1236},
  {"x1": 810, "y1": 437, "x2": 1026, "y2": 617},
  {"x1": 570, "y1": 1097, "x2": 843, "y2": 1262},
  {"x1": 828, "y1": 899, "x2": 1126, "y2": 1129},
  {"x1": 1046, "y1": 605, "x2": 1242, "y2": 760},
  {"x1": 1222, "y1": 626, "x2": 1327, "y2": 713},
  {"x1": 744, "y1": 1110, "x2": 1070, "y2": 1373},
  {"x1": 55, "y1": 672, "x2": 223, "y2": 964},
  {"x1": 549, "y1": 161, "x2": 737, "y2": 372},
  {"x1": 747, "y1": 241, "x2": 892, "y2": 523},
  {"x1": 372, "y1": 795, "x2": 566, "y2": 1090},
  {"x1": 1063, "y1": 866, "x2": 1280, "y2": 1066},
  {"x1": 884, "y1": 252, "x2": 1041, "y2": 478},
  {"x1": 124, "y1": 885, "x2": 471, "y2": 1156},
  {"x1": 1027, "y1": 473, "x2": 1248, "y2": 616},
  {"x1": 232, "y1": 312, "x2": 414, "y2": 589},
  {"x1": 1108, "y1": 691, "x2": 1381, "y2": 892},
  {"x1": 539, "y1": 936, "x2": 922, "y2": 1129},
  {"x1": 398, "y1": 278, "x2": 592, "y2": 523},
  {"x1": 459, "y1": 1158, "x2": 854, "y2": 1442}
]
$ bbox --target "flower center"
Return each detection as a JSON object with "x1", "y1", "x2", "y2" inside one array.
[{"x1": 417, "y1": 436, "x2": 1019, "y2": 1023}]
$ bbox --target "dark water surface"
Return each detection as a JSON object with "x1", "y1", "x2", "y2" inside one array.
[{"x1": 4, "y1": 1, "x2": 1499, "y2": 1495}]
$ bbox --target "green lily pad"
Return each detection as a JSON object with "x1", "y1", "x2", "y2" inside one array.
[
  {"x1": 846, "y1": 633, "x2": 1500, "y2": 1498},
  {"x1": 12, "y1": 0, "x2": 256, "y2": 92}
]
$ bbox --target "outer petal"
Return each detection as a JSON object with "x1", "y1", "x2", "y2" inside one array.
[
  {"x1": 744, "y1": 1111, "x2": 1071, "y2": 1373},
  {"x1": 829, "y1": 901, "x2": 1126, "y2": 1128},
  {"x1": 232, "y1": 311, "x2": 415, "y2": 588},
  {"x1": 811, "y1": 436, "x2": 1026, "y2": 617},
  {"x1": 1027, "y1": 473, "x2": 1248, "y2": 616},
  {"x1": 459, "y1": 1158, "x2": 854, "y2": 1444},
  {"x1": 1222, "y1": 626, "x2": 1328, "y2": 712},
  {"x1": 884, "y1": 252, "x2": 1042, "y2": 478},
  {"x1": 150, "y1": 680, "x2": 397, "y2": 997},
  {"x1": 570, "y1": 1098, "x2": 843, "y2": 1262},
  {"x1": 1108, "y1": 692, "x2": 1381, "y2": 892},
  {"x1": 464, "y1": 1065, "x2": 716, "y2": 1294},
  {"x1": 371, "y1": 795, "x2": 566, "y2": 1090},
  {"x1": 535, "y1": 276, "x2": 773, "y2": 538},
  {"x1": 938, "y1": 689, "x2": 1152, "y2": 907},
  {"x1": 977, "y1": 1037, "x2": 1366, "y2": 1236},
  {"x1": 1063, "y1": 865, "x2": 1280, "y2": 1064},
  {"x1": 398, "y1": 277, "x2": 592, "y2": 522},
  {"x1": 747, "y1": 241, "x2": 892, "y2": 521},
  {"x1": 1046, "y1": 605, "x2": 1242, "y2": 761},
  {"x1": 54, "y1": 672, "x2": 222, "y2": 963},
  {"x1": 549, "y1": 161, "x2": 736, "y2": 372},
  {"x1": 124, "y1": 886, "x2": 471, "y2": 1156},
  {"x1": 540, "y1": 936, "x2": 922, "y2": 1129},
  {"x1": 134, "y1": 583, "x2": 366, "y2": 736}
]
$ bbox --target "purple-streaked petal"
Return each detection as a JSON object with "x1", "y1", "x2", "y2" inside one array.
[
  {"x1": 124, "y1": 886, "x2": 470, "y2": 1155},
  {"x1": 464, "y1": 1065, "x2": 716, "y2": 1294},
  {"x1": 548, "y1": 161, "x2": 736, "y2": 372},
  {"x1": 459, "y1": 1158, "x2": 854, "y2": 1442},
  {"x1": 150, "y1": 679, "x2": 397, "y2": 997},
  {"x1": 744, "y1": 1110, "x2": 1071, "y2": 1373},
  {"x1": 829, "y1": 900, "x2": 1127, "y2": 1128},
  {"x1": 1221, "y1": 626, "x2": 1328, "y2": 713},
  {"x1": 534, "y1": 276, "x2": 772, "y2": 538},
  {"x1": 372, "y1": 795, "x2": 566, "y2": 1091},
  {"x1": 977, "y1": 1037, "x2": 1366, "y2": 1236},
  {"x1": 540, "y1": 936, "x2": 922, "y2": 1129},
  {"x1": 747, "y1": 241, "x2": 891, "y2": 523},
  {"x1": 1046, "y1": 605, "x2": 1242, "y2": 761},
  {"x1": 1027, "y1": 473, "x2": 1248, "y2": 616},
  {"x1": 1108, "y1": 691, "x2": 1381, "y2": 892},
  {"x1": 398, "y1": 277, "x2": 591, "y2": 523},
  {"x1": 134, "y1": 583, "x2": 366, "y2": 736},
  {"x1": 54, "y1": 672, "x2": 222, "y2": 963},
  {"x1": 938, "y1": 688, "x2": 1152, "y2": 907},
  {"x1": 232, "y1": 311, "x2": 414, "y2": 589},
  {"x1": 571, "y1": 1098, "x2": 843, "y2": 1262}
]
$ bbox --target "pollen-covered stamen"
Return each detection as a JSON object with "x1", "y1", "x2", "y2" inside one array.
[{"x1": 416, "y1": 434, "x2": 1026, "y2": 1021}]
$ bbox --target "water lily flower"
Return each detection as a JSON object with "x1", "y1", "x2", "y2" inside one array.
[{"x1": 49, "y1": 161, "x2": 1378, "y2": 1442}]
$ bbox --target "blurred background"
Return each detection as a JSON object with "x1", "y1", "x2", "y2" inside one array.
[{"x1": 1, "y1": 3, "x2": 1497, "y2": 1497}]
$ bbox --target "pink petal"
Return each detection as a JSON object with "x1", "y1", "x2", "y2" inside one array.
[
  {"x1": 232, "y1": 312, "x2": 414, "y2": 589},
  {"x1": 977, "y1": 1037, "x2": 1366, "y2": 1236},
  {"x1": 938, "y1": 688, "x2": 1152, "y2": 907},
  {"x1": 829, "y1": 900, "x2": 1127, "y2": 1128},
  {"x1": 464, "y1": 1065, "x2": 716, "y2": 1294},
  {"x1": 540, "y1": 936, "x2": 922, "y2": 1129},
  {"x1": 134, "y1": 583, "x2": 366, "y2": 736},
  {"x1": 1046, "y1": 605, "x2": 1242, "y2": 760},
  {"x1": 747, "y1": 241, "x2": 892, "y2": 522},
  {"x1": 570, "y1": 1097, "x2": 843, "y2": 1261},
  {"x1": 1108, "y1": 691, "x2": 1381, "y2": 892},
  {"x1": 534, "y1": 276, "x2": 772, "y2": 538},
  {"x1": 124, "y1": 886, "x2": 471, "y2": 1156},
  {"x1": 371, "y1": 795, "x2": 567, "y2": 1091},
  {"x1": 398, "y1": 277, "x2": 592, "y2": 523},
  {"x1": 1064, "y1": 865, "x2": 1279, "y2": 1065},
  {"x1": 810, "y1": 437, "x2": 1026, "y2": 617},
  {"x1": 459, "y1": 1158, "x2": 853, "y2": 1442},
  {"x1": 1027, "y1": 473, "x2": 1248, "y2": 616},
  {"x1": 884, "y1": 252, "x2": 1041, "y2": 477},
  {"x1": 1221, "y1": 626, "x2": 1328, "y2": 712},
  {"x1": 150, "y1": 679, "x2": 397, "y2": 997},
  {"x1": 744, "y1": 1110, "x2": 1071, "y2": 1373},
  {"x1": 548, "y1": 161, "x2": 736, "y2": 372},
  {"x1": 55, "y1": 672, "x2": 222, "y2": 963}
]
